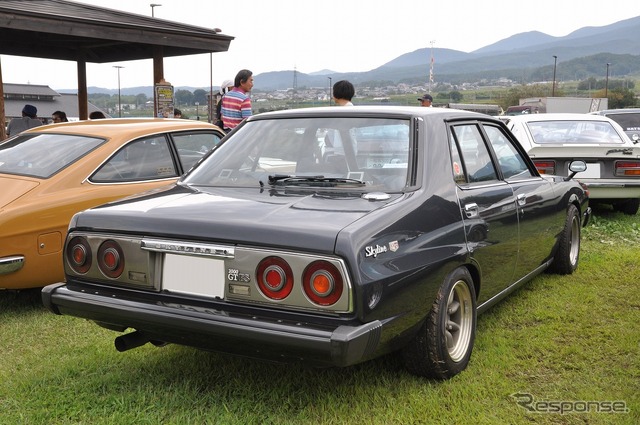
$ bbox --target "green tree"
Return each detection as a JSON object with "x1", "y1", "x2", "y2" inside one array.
[
  {"x1": 601, "y1": 87, "x2": 638, "y2": 109},
  {"x1": 175, "y1": 89, "x2": 194, "y2": 106},
  {"x1": 500, "y1": 84, "x2": 550, "y2": 110},
  {"x1": 449, "y1": 91, "x2": 463, "y2": 102},
  {"x1": 193, "y1": 89, "x2": 208, "y2": 105}
]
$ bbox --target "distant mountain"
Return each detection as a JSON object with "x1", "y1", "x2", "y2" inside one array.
[
  {"x1": 57, "y1": 85, "x2": 213, "y2": 97},
  {"x1": 253, "y1": 15, "x2": 640, "y2": 90},
  {"x1": 308, "y1": 69, "x2": 337, "y2": 76},
  {"x1": 58, "y1": 15, "x2": 640, "y2": 94}
]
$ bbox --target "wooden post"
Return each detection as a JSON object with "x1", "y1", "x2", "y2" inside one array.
[
  {"x1": 77, "y1": 59, "x2": 88, "y2": 120},
  {"x1": 153, "y1": 46, "x2": 164, "y2": 118},
  {"x1": 0, "y1": 57, "x2": 6, "y2": 140}
]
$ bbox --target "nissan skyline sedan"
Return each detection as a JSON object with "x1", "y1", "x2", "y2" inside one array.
[
  {"x1": 504, "y1": 113, "x2": 640, "y2": 215},
  {"x1": 42, "y1": 106, "x2": 590, "y2": 379},
  {"x1": 0, "y1": 119, "x2": 224, "y2": 289}
]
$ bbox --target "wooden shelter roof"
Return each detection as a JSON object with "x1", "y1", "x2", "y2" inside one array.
[
  {"x1": 0, "y1": 0, "x2": 233, "y2": 62},
  {"x1": 0, "y1": 0, "x2": 233, "y2": 137}
]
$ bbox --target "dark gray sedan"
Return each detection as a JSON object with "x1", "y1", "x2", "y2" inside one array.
[{"x1": 43, "y1": 106, "x2": 590, "y2": 379}]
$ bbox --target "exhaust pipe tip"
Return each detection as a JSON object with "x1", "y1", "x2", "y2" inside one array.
[{"x1": 114, "y1": 331, "x2": 149, "y2": 352}]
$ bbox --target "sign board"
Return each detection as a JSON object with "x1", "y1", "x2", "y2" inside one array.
[{"x1": 155, "y1": 82, "x2": 175, "y2": 118}]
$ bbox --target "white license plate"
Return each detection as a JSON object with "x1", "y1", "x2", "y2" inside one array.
[
  {"x1": 578, "y1": 163, "x2": 601, "y2": 178},
  {"x1": 162, "y1": 254, "x2": 225, "y2": 298}
]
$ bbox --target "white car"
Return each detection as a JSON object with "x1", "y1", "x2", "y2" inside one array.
[{"x1": 504, "y1": 113, "x2": 640, "y2": 215}]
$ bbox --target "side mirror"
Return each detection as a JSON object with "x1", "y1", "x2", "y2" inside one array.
[{"x1": 566, "y1": 160, "x2": 587, "y2": 181}]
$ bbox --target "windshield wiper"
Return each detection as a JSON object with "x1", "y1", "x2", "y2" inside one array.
[{"x1": 268, "y1": 174, "x2": 365, "y2": 186}]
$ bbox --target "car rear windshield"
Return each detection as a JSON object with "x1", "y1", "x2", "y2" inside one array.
[
  {"x1": 184, "y1": 117, "x2": 412, "y2": 192},
  {"x1": 603, "y1": 112, "x2": 640, "y2": 133},
  {"x1": 525, "y1": 120, "x2": 626, "y2": 144},
  {"x1": 0, "y1": 133, "x2": 106, "y2": 178}
]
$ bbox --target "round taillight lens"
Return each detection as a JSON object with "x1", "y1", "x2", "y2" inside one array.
[
  {"x1": 303, "y1": 261, "x2": 343, "y2": 306},
  {"x1": 97, "y1": 240, "x2": 125, "y2": 278},
  {"x1": 66, "y1": 236, "x2": 92, "y2": 274},
  {"x1": 256, "y1": 256, "x2": 293, "y2": 300}
]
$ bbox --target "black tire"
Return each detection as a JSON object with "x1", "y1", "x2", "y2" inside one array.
[
  {"x1": 402, "y1": 267, "x2": 476, "y2": 379},
  {"x1": 548, "y1": 204, "x2": 581, "y2": 275},
  {"x1": 613, "y1": 198, "x2": 640, "y2": 215}
]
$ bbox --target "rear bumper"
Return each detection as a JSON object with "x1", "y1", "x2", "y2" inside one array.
[
  {"x1": 42, "y1": 283, "x2": 383, "y2": 367},
  {"x1": 578, "y1": 180, "x2": 640, "y2": 199}
]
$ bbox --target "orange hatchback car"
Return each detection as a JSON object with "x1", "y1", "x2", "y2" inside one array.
[{"x1": 0, "y1": 118, "x2": 225, "y2": 289}]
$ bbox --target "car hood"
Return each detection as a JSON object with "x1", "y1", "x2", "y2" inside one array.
[
  {"x1": 74, "y1": 185, "x2": 405, "y2": 253},
  {"x1": 0, "y1": 175, "x2": 40, "y2": 209}
]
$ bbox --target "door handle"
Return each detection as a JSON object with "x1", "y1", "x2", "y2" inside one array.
[
  {"x1": 517, "y1": 194, "x2": 527, "y2": 206},
  {"x1": 464, "y1": 203, "x2": 478, "y2": 218}
]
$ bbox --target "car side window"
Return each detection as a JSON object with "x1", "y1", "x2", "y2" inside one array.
[
  {"x1": 173, "y1": 132, "x2": 224, "y2": 171},
  {"x1": 482, "y1": 125, "x2": 532, "y2": 180},
  {"x1": 450, "y1": 124, "x2": 498, "y2": 183},
  {"x1": 92, "y1": 135, "x2": 178, "y2": 182}
]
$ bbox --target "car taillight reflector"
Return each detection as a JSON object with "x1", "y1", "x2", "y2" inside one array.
[
  {"x1": 615, "y1": 161, "x2": 640, "y2": 176},
  {"x1": 97, "y1": 240, "x2": 125, "y2": 278},
  {"x1": 303, "y1": 261, "x2": 343, "y2": 306},
  {"x1": 256, "y1": 256, "x2": 293, "y2": 300},
  {"x1": 533, "y1": 160, "x2": 556, "y2": 175},
  {"x1": 67, "y1": 236, "x2": 92, "y2": 274}
]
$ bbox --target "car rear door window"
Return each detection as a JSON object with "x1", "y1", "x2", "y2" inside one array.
[
  {"x1": 172, "y1": 132, "x2": 223, "y2": 171},
  {"x1": 92, "y1": 135, "x2": 178, "y2": 182},
  {"x1": 482, "y1": 125, "x2": 532, "y2": 180},
  {"x1": 450, "y1": 124, "x2": 498, "y2": 183}
]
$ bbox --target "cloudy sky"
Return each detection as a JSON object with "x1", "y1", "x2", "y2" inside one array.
[{"x1": 1, "y1": 0, "x2": 638, "y2": 90}]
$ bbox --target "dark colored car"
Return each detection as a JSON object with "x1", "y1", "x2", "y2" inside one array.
[
  {"x1": 42, "y1": 106, "x2": 590, "y2": 379},
  {"x1": 591, "y1": 108, "x2": 640, "y2": 142}
]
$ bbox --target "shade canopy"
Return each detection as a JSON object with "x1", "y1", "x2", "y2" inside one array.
[
  {"x1": 0, "y1": 0, "x2": 233, "y2": 62},
  {"x1": 0, "y1": 0, "x2": 233, "y2": 136}
]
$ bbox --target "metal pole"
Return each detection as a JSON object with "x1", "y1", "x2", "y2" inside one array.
[
  {"x1": 328, "y1": 77, "x2": 332, "y2": 106},
  {"x1": 113, "y1": 65, "x2": 124, "y2": 117},
  {"x1": 605, "y1": 63, "x2": 611, "y2": 97},
  {"x1": 150, "y1": 4, "x2": 161, "y2": 17},
  {"x1": 552, "y1": 55, "x2": 557, "y2": 97}
]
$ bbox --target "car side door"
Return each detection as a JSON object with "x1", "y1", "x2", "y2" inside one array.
[
  {"x1": 449, "y1": 122, "x2": 519, "y2": 306},
  {"x1": 480, "y1": 123, "x2": 559, "y2": 282}
]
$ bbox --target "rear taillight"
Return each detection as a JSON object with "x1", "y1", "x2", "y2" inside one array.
[
  {"x1": 533, "y1": 160, "x2": 556, "y2": 175},
  {"x1": 256, "y1": 256, "x2": 293, "y2": 300},
  {"x1": 303, "y1": 261, "x2": 343, "y2": 306},
  {"x1": 67, "y1": 236, "x2": 92, "y2": 274},
  {"x1": 615, "y1": 161, "x2": 640, "y2": 176},
  {"x1": 98, "y1": 240, "x2": 125, "y2": 278}
]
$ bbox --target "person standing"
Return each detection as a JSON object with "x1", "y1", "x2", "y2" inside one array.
[
  {"x1": 51, "y1": 111, "x2": 69, "y2": 123},
  {"x1": 7, "y1": 104, "x2": 42, "y2": 136},
  {"x1": 332, "y1": 80, "x2": 355, "y2": 106},
  {"x1": 221, "y1": 69, "x2": 254, "y2": 132},
  {"x1": 215, "y1": 78, "x2": 234, "y2": 128},
  {"x1": 418, "y1": 94, "x2": 433, "y2": 107}
]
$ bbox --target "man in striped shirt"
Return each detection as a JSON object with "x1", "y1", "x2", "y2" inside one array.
[{"x1": 221, "y1": 69, "x2": 254, "y2": 132}]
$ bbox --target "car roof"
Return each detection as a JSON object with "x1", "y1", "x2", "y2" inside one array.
[
  {"x1": 592, "y1": 108, "x2": 640, "y2": 114},
  {"x1": 505, "y1": 113, "x2": 618, "y2": 123},
  {"x1": 21, "y1": 118, "x2": 220, "y2": 138},
  {"x1": 246, "y1": 105, "x2": 495, "y2": 122}
]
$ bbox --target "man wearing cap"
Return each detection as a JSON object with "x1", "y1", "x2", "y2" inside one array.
[
  {"x1": 7, "y1": 104, "x2": 43, "y2": 137},
  {"x1": 215, "y1": 79, "x2": 234, "y2": 128},
  {"x1": 418, "y1": 94, "x2": 433, "y2": 107}
]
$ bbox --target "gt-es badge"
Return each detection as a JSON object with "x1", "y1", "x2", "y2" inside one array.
[
  {"x1": 227, "y1": 268, "x2": 251, "y2": 282},
  {"x1": 365, "y1": 241, "x2": 399, "y2": 257}
]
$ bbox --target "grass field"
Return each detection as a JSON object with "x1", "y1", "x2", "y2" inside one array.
[{"x1": 1, "y1": 207, "x2": 638, "y2": 425}]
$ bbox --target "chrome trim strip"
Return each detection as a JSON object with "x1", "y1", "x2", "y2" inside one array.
[
  {"x1": 0, "y1": 256, "x2": 25, "y2": 275},
  {"x1": 141, "y1": 238, "x2": 235, "y2": 259}
]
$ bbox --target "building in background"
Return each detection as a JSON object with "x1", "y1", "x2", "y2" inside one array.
[{"x1": 3, "y1": 83, "x2": 108, "y2": 124}]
